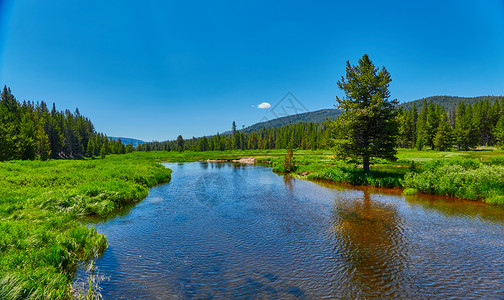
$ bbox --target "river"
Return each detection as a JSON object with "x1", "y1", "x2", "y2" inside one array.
[{"x1": 78, "y1": 162, "x2": 504, "y2": 298}]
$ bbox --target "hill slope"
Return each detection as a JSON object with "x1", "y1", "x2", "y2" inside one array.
[
  {"x1": 221, "y1": 95, "x2": 503, "y2": 135},
  {"x1": 109, "y1": 137, "x2": 145, "y2": 148},
  {"x1": 399, "y1": 95, "x2": 503, "y2": 111},
  {"x1": 226, "y1": 109, "x2": 341, "y2": 134}
]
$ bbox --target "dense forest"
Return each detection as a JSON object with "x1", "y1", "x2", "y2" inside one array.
[
  {"x1": 397, "y1": 98, "x2": 504, "y2": 150},
  {"x1": 0, "y1": 86, "x2": 128, "y2": 161},
  {"x1": 140, "y1": 97, "x2": 504, "y2": 152}
]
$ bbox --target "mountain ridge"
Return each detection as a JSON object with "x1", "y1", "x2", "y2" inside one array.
[{"x1": 109, "y1": 137, "x2": 145, "y2": 148}]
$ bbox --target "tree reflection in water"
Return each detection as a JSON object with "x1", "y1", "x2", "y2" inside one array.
[{"x1": 330, "y1": 190, "x2": 412, "y2": 298}]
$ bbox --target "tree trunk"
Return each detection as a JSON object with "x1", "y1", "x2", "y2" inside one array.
[{"x1": 363, "y1": 156, "x2": 370, "y2": 174}]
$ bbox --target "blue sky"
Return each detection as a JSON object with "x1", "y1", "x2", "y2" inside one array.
[{"x1": 1, "y1": 0, "x2": 503, "y2": 141}]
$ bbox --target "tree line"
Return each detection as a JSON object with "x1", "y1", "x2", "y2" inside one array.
[
  {"x1": 137, "y1": 122, "x2": 331, "y2": 152},
  {"x1": 0, "y1": 86, "x2": 129, "y2": 161},
  {"x1": 397, "y1": 97, "x2": 504, "y2": 150}
]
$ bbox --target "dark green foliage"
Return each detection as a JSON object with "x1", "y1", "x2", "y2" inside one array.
[
  {"x1": 433, "y1": 114, "x2": 453, "y2": 151},
  {"x1": 0, "y1": 85, "x2": 123, "y2": 161},
  {"x1": 454, "y1": 103, "x2": 478, "y2": 150},
  {"x1": 409, "y1": 160, "x2": 417, "y2": 173},
  {"x1": 100, "y1": 143, "x2": 107, "y2": 159},
  {"x1": 398, "y1": 95, "x2": 504, "y2": 151},
  {"x1": 330, "y1": 54, "x2": 399, "y2": 173},
  {"x1": 197, "y1": 136, "x2": 209, "y2": 151},
  {"x1": 494, "y1": 115, "x2": 504, "y2": 149},
  {"x1": 176, "y1": 135, "x2": 184, "y2": 152}
]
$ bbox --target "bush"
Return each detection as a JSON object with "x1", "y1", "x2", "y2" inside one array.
[
  {"x1": 283, "y1": 149, "x2": 295, "y2": 172},
  {"x1": 488, "y1": 156, "x2": 504, "y2": 166}
]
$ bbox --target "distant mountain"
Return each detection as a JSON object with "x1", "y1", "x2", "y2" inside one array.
[
  {"x1": 109, "y1": 137, "x2": 145, "y2": 148},
  {"x1": 399, "y1": 95, "x2": 503, "y2": 111},
  {"x1": 223, "y1": 109, "x2": 341, "y2": 134}
]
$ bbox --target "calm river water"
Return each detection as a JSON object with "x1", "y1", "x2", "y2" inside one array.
[{"x1": 81, "y1": 162, "x2": 504, "y2": 298}]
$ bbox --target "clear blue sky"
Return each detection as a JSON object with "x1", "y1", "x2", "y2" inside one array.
[{"x1": 1, "y1": 0, "x2": 503, "y2": 141}]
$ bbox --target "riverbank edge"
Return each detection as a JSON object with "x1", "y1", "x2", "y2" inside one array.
[
  {"x1": 153, "y1": 152, "x2": 504, "y2": 206},
  {"x1": 0, "y1": 157, "x2": 173, "y2": 299}
]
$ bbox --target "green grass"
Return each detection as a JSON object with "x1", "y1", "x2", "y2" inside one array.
[{"x1": 0, "y1": 154, "x2": 171, "y2": 299}]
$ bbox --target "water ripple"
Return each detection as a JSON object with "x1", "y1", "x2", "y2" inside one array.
[{"x1": 76, "y1": 162, "x2": 504, "y2": 299}]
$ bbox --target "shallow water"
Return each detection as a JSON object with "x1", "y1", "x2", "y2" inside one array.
[{"x1": 79, "y1": 162, "x2": 504, "y2": 298}]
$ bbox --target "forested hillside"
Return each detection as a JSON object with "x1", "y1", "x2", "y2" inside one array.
[
  {"x1": 0, "y1": 86, "x2": 127, "y2": 161},
  {"x1": 400, "y1": 96, "x2": 502, "y2": 111},
  {"x1": 235, "y1": 109, "x2": 341, "y2": 133}
]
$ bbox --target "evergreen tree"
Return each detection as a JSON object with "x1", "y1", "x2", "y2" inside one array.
[
  {"x1": 36, "y1": 126, "x2": 51, "y2": 160},
  {"x1": 415, "y1": 100, "x2": 428, "y2": 150},
  {"x1": 197, "y1": 136, "x2": 209, "y2": 151},
  {"x1": 330, "y1": 54, "x2": 398, "y2": 173},
  {"x1": 424, "y1": 103, "x2": 440, "y2": 149},
  {"x1": 433, "y1": 114, "x2": 453, "y2": 151},
  {"x1": 125, "y1": 143, "x2": 134, "y2": 153},
  {"x1": 100, "y1": 143, "x2": 107, "y2": 159},
  {"x1": 176, "y1": 135, "x2": 184, "y2": 152},
  {"x1": 494, "y1": 115, "x2": 504, "y2": 149},
  {"x1": 454, "y1": 103, "x2": 478, "y2": 150}
]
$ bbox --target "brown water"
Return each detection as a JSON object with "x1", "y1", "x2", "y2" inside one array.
[{"x1": 79, "y1": 162, "x2": 504, "y2": 298}]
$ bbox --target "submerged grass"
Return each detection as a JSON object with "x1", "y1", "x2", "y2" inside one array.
[{"x1": 0, "y1": 154, "x2": 171, "y2": 299}]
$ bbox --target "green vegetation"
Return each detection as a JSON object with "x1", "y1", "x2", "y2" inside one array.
[
  {"x1": 140, "y1": 122, "x2": 330, "y2": 152},
  {"x1": 0, "y1": 154, "x2": 171, "y2": 299},
  {"x1": 398, "y1": 96, "x2": 504, "y2": 151},
  {"x1": 400, "y1": 95, "x2": 503, "y2": 112},
  {"x1": 330, "y1": 54, "x2": 399, "y2": 173},
  {"x1": 0, "y1": 86, "x2": 128, "y2": 162},
  {"x1": 403, "y1": 158, "x2": 504, "y2": 202}
]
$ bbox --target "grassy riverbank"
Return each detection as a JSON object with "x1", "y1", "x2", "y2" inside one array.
[
  {"x1": 277, "y1": 149, "x2": 504, "y2": 204},
  {"x1": 131, "y1": 148, "x2": 504, "y2": 204},
  {"x1": 0, "y1": 155, "x2": 171, "y2": 299}
]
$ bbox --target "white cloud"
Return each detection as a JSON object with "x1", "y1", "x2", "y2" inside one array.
[{"x1": 258, "y1": 102, "x2": 271, "y2": 109}]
